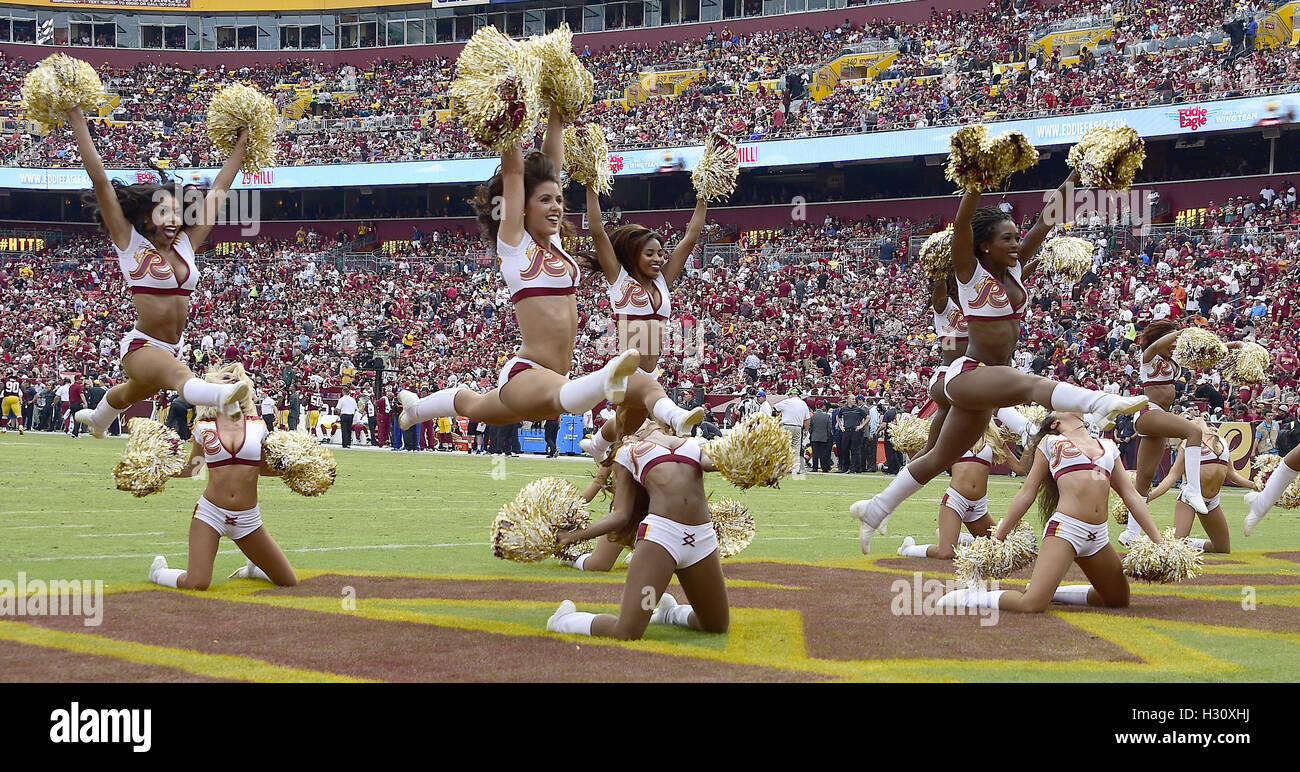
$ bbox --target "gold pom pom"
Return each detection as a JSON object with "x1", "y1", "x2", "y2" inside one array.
[
  {"x1": 20, "y1": 54, "x2": 105, "y2": 133},
  {"x1": 112, "y1": 418, "x2": 187, "y2": 497},
  {"x1": 1039, "y1": 236, "x2": 1095, "y2": 283},
  {"x1": 451, "y1": 25, "x2": 543, "y2": 153},
  {"x1": 1252, "y1": 454, "x2": 1300, "y2": 508},
  {"x1": 1110, "y1": 471, "x2": 1137, "y2": 524},
  {"x1": 492, "y1": 477, "x2": 592, "y2": 563},
  {"x1": 1172, "y1": 328, "x2": 1227, "y2": 369},
  {"x1": 709, "y1": 498, "x2": 755, "y2": 559},
  {"x1": 944, "y1": 124, "x2": 1038, "y2": 192},
  {"x1": 918, "y1": 229, "x2": 954, "y2": 279},
  {"x1": 974, "y1": 420, "x2": 1014, "y2": 465},
  {"x1": 702, "y1": 413, "x2": 796, "y2": 489},
  {"x1": 207, "y1": 84, "x2": 278, "y2": 174},
  {"x1": 1122, "y1": 528, "x2": 1203, "y2": 583},
  {"x1": 1016, "y1": 404, "x2": 1048, "y2": 426},
  {"x1": 1221, "y1": 342, "x2": 1270, "y2": 386},
  {"x1": 691, "y1": 132, "x2": 739, "y2": 202},
  {"x1": 1067, "y1": 125, "x2": 1146, "y2": 191},
  {"x1": 522, "y1": 23, "x2": 592, "y2": 123},
  {"x1": 263, "y1": 430, "x2": 337, "y2": 497},
  {"x1": 953, "y1": 521, "x2": 1039, "y2": 584},
  {"x1": 887, "y1": 413, "x2": 931, "y2": 458},
  {"x1": 563, "y1": 123, "x2": 613, "y2": 196}
]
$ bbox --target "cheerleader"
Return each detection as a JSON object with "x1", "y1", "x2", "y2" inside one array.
[
  {"x1": 147, "y1": 364, "x2": 297, "y2": 591},
  {"x1": 1244, "y1": 444, "x2": 1300, "y2": 536},
  {"x1": 578, "y1": 187, "x2": 708, "y2": 461},
  {"x1": 1119, "y1": 321, "x2": 1244, "y2": 547},
  {"x1": 69, "y1": 108, "x2": 254, "y2": 438},
  {"x1": 898, "y1": 429, "x2": 1031, "y2": 560},
  {"x1": 547, "y1": 425, "x2": 728, "y2": 639},
  {"x1": 559, "y1": 458, "x2": 635, "y2": 572},
  {"x1": 395, "y1": 112, "x2": 698, "y2": 435},
  {"x1": 940, "y1": 411, "x2": 1162, "y2": 613},
  {"x1": 851, "y1": 173, "x2": 1147, "y2": 552},
  {"x1": 1146, "y1": 414, "x2": 1257, "y2": 553},
  {"x1": 919, "y1": 271, "x2": 967, "y2": 456}
]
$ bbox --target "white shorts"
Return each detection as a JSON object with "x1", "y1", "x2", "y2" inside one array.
[
  {"x1": 1134, "y1": 402, "x2": 1166, "y2": 438},
  {"x1": 941, "y1": 487, "x2": 989, "y2": 523},
  {"x1": 193, "y1": 496, "x2": 263, "y2": 540},
  {"x1": 1201, "y1": 492, "x2": 1221, "y2": 512},
  {"x1": 928, "y1": 367, "x2": 945, "y2": 391},
  {"x1": 636, "y1": 513, "x2": 718, "y2": 569},
  {"x1": 942, "y1": 356, "x2": 986, "y2": 403},
  {"x1": 1044, "y1": 512, "x2": 1108, "y2": 558},
  {"x1": 497, "y1": 355, "x2": 546, "y2": 388},
  {"x1": 639, "y1": 365, "x2": 660, "y2": 381},
  {"x1": 120, "y1": 328, "x2": 184, "y2": 362}
]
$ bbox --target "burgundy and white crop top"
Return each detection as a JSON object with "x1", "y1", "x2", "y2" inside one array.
[
  {"x1": 934, "y1": 298, "x2": 969, "y2": 339},
  {"x1": 1140, "y1": 345, "x2": 1180, "y2": 387},
  {"x1": 193, "y1": 417, "x2": 267, "y2": 468},
  {"x1": 957, "y1": 261, "x2": 1027, "y2": 322},
  {"x1": 608, "y1": 266, "x2": 671, "y2": 322},
  {"x1": 957, "y1": 443, "x2": 995, "y2": 466},
  {"x1": 115, "y1": 228, "x2": 197, "y2": 297},
  {"x1": 497, "y1": 230, "x2": 579, "y2": 305},
  {"x1": 615, "y1": 436, "x2": 703, "y2": 485},
  {"x1": 1040, "y1": 434, "x2": 1120, "y2": 481},
  {"x1": 1194, "y1": 439, "x2": 1232, "y2": 467}
]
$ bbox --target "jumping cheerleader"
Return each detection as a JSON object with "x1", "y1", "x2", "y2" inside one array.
[
  {"x1": 1243, "y1": 444, "x2": 1300, "y2": 536},
  {"x1": 1118, "y1": 321, "x2": 1244, "y2": 546},
  {"x1": 940, "y1": 411, "x2": 1162, "y2": 613},
  {"x1": 395, "y1": 112, "x2": 699, "y2": 436},
  {"x1": 578, "y1": 187, "x2": 708, "y2": 461},
  {"x1": 70, "y1": 107, "x2": 253, "y2": 437},
  {"x1": 851, "y1": 172, "x2": 1147, "y2": 551},
  {"x1": 898, "y1": 427, "x2": 1031, "y2": 560},
  {"x1": 148, "y1": 364, "x2": 297, "y2": 590},
  {"x1": 1146, "y1": 413, "x2": 1257, "y2": 553},
  {"x1": 547, "y1": 425, "x2": 728, "y2": 639}
]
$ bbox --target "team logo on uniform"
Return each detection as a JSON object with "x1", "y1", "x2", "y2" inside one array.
[
  {"x1": 968, "y1": 277, "x2": 1010, "y2": 310},
  {"x1": 128, "y1": 248, "x2": 174, "y2": 282},
  {"x1": 614, "y1": 280, "x2": 651, "y2": 309},
  {"x1": 1049, "y1": 439, "x2": 1085, "y2": 468},
  {"x1": 948, "y1": 308, "x2": 969, "y2": 333},
  {"x1": 519, "y1": 245, "x2": 577, "y2": 283},
  {"x1": 1150, "y1": 358, "x2": 1177, "y2": 378},
  {"x1": 682, "y1": 532, "x2": 696, "y2": 547},
  {"x1": 199, "y1": 428, "x2": 222, "y2": 455}
]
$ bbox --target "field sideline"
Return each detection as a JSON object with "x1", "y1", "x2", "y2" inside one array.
[{"x1": 2, "y1": 432, "x2": 1298, "y2": 683}]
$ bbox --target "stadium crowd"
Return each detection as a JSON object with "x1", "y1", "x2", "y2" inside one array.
[
  {"x1": 1, "y1": 0, "x2": 1293, "y2": 167},
  {"x1": 3, "y1": 185, "x2": 1299, "y2": 461}
]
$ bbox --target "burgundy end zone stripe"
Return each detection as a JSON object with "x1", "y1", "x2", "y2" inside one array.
[
  {"x1": 639, "y1": 454, "x2": 702, "y2": 480},
  {"x1": 130, "y1": 287, "x2": 193, "y2": 296},
  {"x1": 510, "y1": 286, "x2": 576, "y2": 303}
]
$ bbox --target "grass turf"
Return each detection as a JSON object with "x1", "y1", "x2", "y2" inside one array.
[{"x1": 2, "y1": 431, "x2": 1297, "y2": 682}]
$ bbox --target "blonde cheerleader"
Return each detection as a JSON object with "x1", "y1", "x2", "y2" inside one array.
[
  {"x1": 1147, "y1": 414, "x2": 1257, "y2": 553},
  {"x1": 940, "y1": 412, "x2": 1161, "y2": 613},
  {"x1": 148, "y1": 364, "x2": 297, "y2": 590}
]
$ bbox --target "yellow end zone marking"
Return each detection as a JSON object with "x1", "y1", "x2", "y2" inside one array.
[{"x1": 0, "y1": 620, "x2": 374, "y2": 683}]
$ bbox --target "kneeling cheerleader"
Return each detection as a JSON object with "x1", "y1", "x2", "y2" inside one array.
[{"x1": 941, "y1": 411, "x2": 1162, "y2": 613}]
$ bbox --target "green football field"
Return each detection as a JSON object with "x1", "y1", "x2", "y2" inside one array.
[{"x1": 2, "y1": 431, "x2": 1298, "y2": 682}]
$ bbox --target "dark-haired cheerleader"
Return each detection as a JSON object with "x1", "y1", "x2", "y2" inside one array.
[
  {"x1": 70, "y1": 106, "x2": 253, "y2": 438},
  {"x1": 1147, "y1": 413, "x2": 1257, "y2": 553},
  {"x1": 396, "y1": 111, "x2": 696, "y2": 432},
  {"x1": 851, "y1": 172, "x2": 1147, "y2": 552}
]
